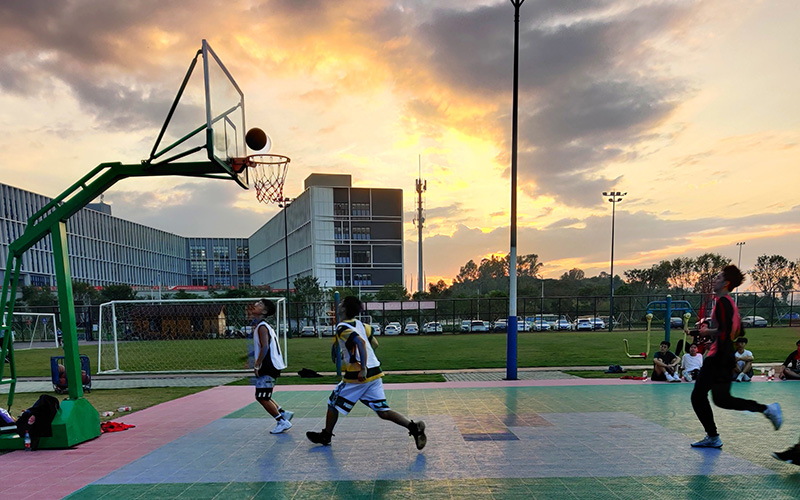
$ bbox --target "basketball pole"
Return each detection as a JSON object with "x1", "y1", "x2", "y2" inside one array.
[{"x1": 506, "y1": 0, "x2": 525, "y2": 381}]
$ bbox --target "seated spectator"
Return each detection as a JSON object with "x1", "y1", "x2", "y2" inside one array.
[
  {"x1": 776, "y1": 340, "x2": 800, "y2": 380},
  {"x1": 681, "y1": 343, "x2": 703, "y2": 382},
  {"x1": 653, "y1": 341, "x2": 681, "y2": 382},
  {"x1": 733, "y1": 337, "x2": 754, "y2": 382}
]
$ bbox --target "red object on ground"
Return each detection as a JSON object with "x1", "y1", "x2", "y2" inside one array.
[{"x1": 101, "y1": 422, "x2": 136, "y2": 433}]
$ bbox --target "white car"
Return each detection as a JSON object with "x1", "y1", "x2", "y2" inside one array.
[
  {"x1": 742, "y1": 315, "x2": 768, "y2": 328},
  {"x1": 384, "y1": 322, "x2": 401, "y2": 335},
  {"x1": 532, "y1": 318, "x2": 551, "y2": 331},
  {"x1": 319, "y1": 324, "x2": 333, "y2": 336},
  {"x1": 460, "y1": 320, "x2": 472, "y2": 333},
  {"x1": 370, "y1": 323, "x2": 382, "y2": 335},
  {"x1": 470, "y1": 320, "x2": 490, "y2": 332},
  {"x1": 404, "y1": 322, "x2": 419, "y2": 335},
  {"x1": 493, "y1": 319, "x2": 508, "y2": 331},
  {"x1": 422, "y1": 322, "x2": 443, "y2": 334},
  {"x1": 575, "y1": 319, "x2": 593, "y2": 331},
  {"x1": 590, "y1": 318, "x2": 605, "y2": 330},
  {"x1": 300, "y1": 326, "x2": 316, "y2": 337},
  {"x1": 554, "y1": 319, "x2": 572, "y2": 331}
]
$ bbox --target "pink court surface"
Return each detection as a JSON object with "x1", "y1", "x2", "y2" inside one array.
[{"x1": 3, "y1": 377, "x2": 800, "y2": 499}]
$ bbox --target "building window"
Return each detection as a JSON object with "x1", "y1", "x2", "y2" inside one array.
[
  {"x1": 353, "y1": 250, "x2": 371, "y2": 264},
  {"x1": 354, "y1": 273, "x2": 372, "y2": 286},
  {"x1": 236, "y1": 246, "x2": 248, "y2": 258},
  {"x1": 352, "y1": 227, "x2": 370, "y2": 240},
  {"x1": 190, "y1": 246, "x2": 206, "y2": 259},
  {"x1": 335, "y1": 249, "x2": 350, "y2": 264},
  {"x1": 334, "y1": 202, "x2": 349, "y2": 216},
  {"x1": 213, "y1": 246, "x2": 229, "y2": 259},
  {"x1": 352, "y1": 202, "x2": 370, "y2": 216}
]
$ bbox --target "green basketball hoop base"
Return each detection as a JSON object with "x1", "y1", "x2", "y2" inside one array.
[{"x1": 0, "y1": 398, "x2": 100, "y2": 450}]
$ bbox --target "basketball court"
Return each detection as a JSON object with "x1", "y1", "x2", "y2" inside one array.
[{"x1": 2, "y1": 377, "x2": 799, "y2": 499}]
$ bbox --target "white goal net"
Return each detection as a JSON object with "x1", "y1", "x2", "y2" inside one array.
[
  {"x1": 10, "y1": 312, "x2": 58, "y2": 348},
  {"x1": 97, "y1": 297, "x2": 287, "y2": 374}
]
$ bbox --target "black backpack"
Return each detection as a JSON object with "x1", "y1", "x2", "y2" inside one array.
[{"x1": 16, "y1": 394, "x2": 60, "y2": 450}]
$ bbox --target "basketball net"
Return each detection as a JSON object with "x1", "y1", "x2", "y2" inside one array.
[{"x1": 247, "y1": 154, "x2": 290, "y2": 204}]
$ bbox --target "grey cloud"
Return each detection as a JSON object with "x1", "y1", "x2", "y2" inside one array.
[{"x1": 105, "y1": 181, "x2": 268, "y2": 238}]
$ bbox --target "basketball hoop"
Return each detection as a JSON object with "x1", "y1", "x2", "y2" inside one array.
[{"x1": 238, "y1": 154, "x2": 291, "y2": 204}]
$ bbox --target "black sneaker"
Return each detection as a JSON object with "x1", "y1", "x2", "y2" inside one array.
[
  {"x1": 306, "y1": 429, "x2": 333, "y2": 446},
  {"x1": 773, "y1": 444, "x2": 800, "y2": 465},
  {"x1": 409, "y1": 420, "x2": 427, "y2": 450}
]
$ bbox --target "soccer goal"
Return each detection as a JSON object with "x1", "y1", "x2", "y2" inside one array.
[
  {"x1": 9, "y1": 312, "x2": 59, "y2": 348},
  {"x1": 97, "y1": 297, "x2": 287, "y2": 374}
]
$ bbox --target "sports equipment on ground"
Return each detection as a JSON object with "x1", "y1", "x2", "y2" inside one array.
[{"x1": 97, "y1": 297, "x2": 287, "y2": 374}]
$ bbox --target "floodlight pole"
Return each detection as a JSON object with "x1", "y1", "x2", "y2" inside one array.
[
  {"x1": 603, "y1": 191, "x2": 626, "y2": 332},
  {"x1": 506, "y1": 0, "x2": 525, "y2": 381},
  {"x1": 735, "y1": 241, "x2": 745, "y2": 304}
]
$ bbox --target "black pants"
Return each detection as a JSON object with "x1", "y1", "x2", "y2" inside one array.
[{"x1": 691, "y1": 353, "x2": 766, "y2": 437}]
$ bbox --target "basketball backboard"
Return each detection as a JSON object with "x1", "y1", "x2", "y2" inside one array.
[{"x1": 148, "y1": 40, "x2": 249, "y2": 189}]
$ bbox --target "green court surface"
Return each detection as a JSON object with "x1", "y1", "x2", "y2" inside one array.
[{"x1": 65, "y1": 381, "x2": 800, "y2": 499}]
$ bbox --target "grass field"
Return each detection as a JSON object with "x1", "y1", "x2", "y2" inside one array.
[{"x1": 8, "y1": 326, "x2": 800, "y2": 377}]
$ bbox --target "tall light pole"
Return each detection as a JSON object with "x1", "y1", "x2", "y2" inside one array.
[
  {"x1": 278, "y1": 197, "x2": 294, "y2": 305},
  {"x1": 506, "y1": 0, "x2": 525, "y2": 381},
  {"x1": 735, "y1": 241, "x2": 745, "y2": 304},
  {"x1": 736, "y1": 241, "x2": 745, "y2": 269},
  {"x1": 603, "y1": 191, "x2": 626, "y2": 332}
]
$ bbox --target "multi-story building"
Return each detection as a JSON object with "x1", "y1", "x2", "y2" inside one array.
[
  {"x1": 249, "y1": 174, "x2": 403, "y2": 293},
  {"x1": 0, "y1": 183, "x2": 248, "y2": 290}
]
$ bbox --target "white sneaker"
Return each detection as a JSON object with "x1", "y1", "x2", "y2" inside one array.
[
  {"x1": 742, "y1": 374, "x2": 751, "y2": 382},
  {"x1": 684, "y1": 373, "x2": 693, "y2": 382},
  {"x1": 736, "y1": 372, "x2": 744, "y2": 382},
  {"x1": 764, "y1": 403, "x2": 782, "y2": 431},
  {"x1": 281, "y1": 410, "x2": 295, "y2": 422},
  {"x1": 270, "y1": 419, "x2": 293, "y2": 434}
]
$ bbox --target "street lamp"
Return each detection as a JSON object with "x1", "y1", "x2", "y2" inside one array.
[
  {"x1": 506, "y1": 0, "x2": 525, "y2": 382},
  {"x1": 603, "y1": 191, "x2": 626, "y2": 332},
  {"x1": 278, "y1": 197, "x2": 294, "y2": 305}
]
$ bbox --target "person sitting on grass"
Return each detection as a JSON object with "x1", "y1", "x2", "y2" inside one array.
[
  {"x1": 733, "y1": 337, "x2": 754, "y2": 382},
  {"x1": 681, "y1": 343, "x2": 703, "y2": 382},
  {"x1": 653, "y1": 341, "x2": 681, "y2": 382},
  {"x1": 775, "y1": 340, "x2": 800, "y2": 380}
]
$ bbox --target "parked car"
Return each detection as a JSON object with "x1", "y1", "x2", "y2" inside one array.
[
  {"x1": 590, "y1": 317, "x2": 605, "y2": 330},
  {"x1": 384, "y1": 322, "x2": 401, "y2": 335},
  {"x1": 422, "y1": 322, "x2": 443, "y2": 334},
  {"x1": 370, "y1": 323, "x2": 382, "y2": 335},
  {"x1": 404, "y1": 322, "x2": 419, "y2": 334},
  {"x1": 532, "y1": 318, "x2": 551, "y2": 331},
  {"x1": 318, "y1": 324, "x2": 333, "y2": 336},
  {"x1": 669, "y1": 317, "x2": 685, "y2": 329},
  {"x1": 575, "y1": 319, "x2": 593, "y2": 331},
  {"x1": 460, "y1": 320, "x2": 472, "y2": 333},
  {"x1": 470, "y1": 320, "x2": 490, "y2": 333},
  {"x1": 554, "y1": 318, "x2": 572, "y2": 331},
  {"x1": 781, "y1": 312, "x2": 800, "y2": 320},
  {"x1": 300, "y1": 325, "x2": 316, "y2": 337},
  {"x1": 493, "y1": 318, "x2": 508, "y2": 332},
  {"x1": 741, "y1": 315, "x2": 768, "y2": 328}
]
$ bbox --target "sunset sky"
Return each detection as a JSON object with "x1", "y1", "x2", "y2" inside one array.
[{"x1": 1, "y1": 0, "x2": 798, "y2": 290}]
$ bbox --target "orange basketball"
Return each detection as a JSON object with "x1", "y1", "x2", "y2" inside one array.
[{"x1": 246, "y1": 128, "x2": 267, "y2": 150}]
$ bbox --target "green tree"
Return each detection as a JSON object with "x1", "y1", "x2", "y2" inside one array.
[
  {"x1": 20, "y1": 285, "x2": 57, "y2": 307},
  {"x1": 750, "y1": 254, "x2": 796, "y2": 295},
  {"x1": 516, "y1": 254, "x2": 543, "y2": 278},
  {"x1": 453, "y1": 260, "x2": 479, "y2": 284},
  {"x1": 292, "y1": 276, "x2": 324, "y2": 304},
  {"x1": 428, "y1": 279, "x2": 451, "y2": 298},
  {"x1": 693, "y1": 253, "x2": 731, "y2": 295},
  {"x1": 100, "y1": 284, "x2": 137, "y2": 302},
  {"x1": 72, "y1": 281, "x2": 100, "y2": 306},
  {"x1": 560, "y1": 268, "x2": 585, "y2": 281},
  {"x1": 174, "y1": 290, "x2": 201, "y2": 300},
  {"x1": 375, "y1": 282, "x2": 409, "y2": 301},
  {"x1": 667, "y1": 257, "x2": 696, "y2": 291}
]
